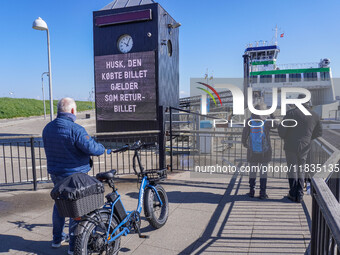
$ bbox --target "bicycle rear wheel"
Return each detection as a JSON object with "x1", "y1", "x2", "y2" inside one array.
[
  {"x1": 74, "y1": 211, "x2": 120, "y2": 255},
  {"x1": 143, "y1": 184, "x2": 169, "y2": 229}
]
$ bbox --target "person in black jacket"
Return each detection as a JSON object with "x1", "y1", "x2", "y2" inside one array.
[
  {"x1": 278, "y1": 95, "x2": 322, "y2": 203},
  {"x1": 242, "y1": 103, "x2": 277, "y2": 199}
]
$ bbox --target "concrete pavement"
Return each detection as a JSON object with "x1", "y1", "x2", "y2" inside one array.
[
  {"x1": 0, "y1": 110, "x2": 96, "y2": 137},
  {"x1": 0, "y1": 171, "x2": 311, "y2": 255}
]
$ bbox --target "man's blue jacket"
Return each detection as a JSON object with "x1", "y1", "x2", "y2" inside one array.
[{"x1": 43, "y1": 112, "x2": 105, "y2": 177}]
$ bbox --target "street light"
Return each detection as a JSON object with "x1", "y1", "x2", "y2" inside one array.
[
  {"x1": 41, "y1": 72, "x2": 49, "y2": 119},
  {"x1": 33, "y1": 17, "x2": 54, "y2": 121}
]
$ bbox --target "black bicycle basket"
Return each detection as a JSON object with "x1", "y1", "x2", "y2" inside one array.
[{"x1": 138, "y1": 169, "x2": 167, "y2": 183}]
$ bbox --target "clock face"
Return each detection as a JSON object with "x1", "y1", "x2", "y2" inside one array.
[{"x1": 117, "y1": 34, "x2": 133, "y2": 53}]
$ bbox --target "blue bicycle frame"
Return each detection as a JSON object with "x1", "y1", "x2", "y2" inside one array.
[{"x1": 103, "y1": 176, "x2": 163, "y2": 244}]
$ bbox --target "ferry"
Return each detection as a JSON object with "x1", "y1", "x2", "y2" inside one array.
[{"x1": 244, "y1": 33, "x2": 338, "y2": 119}]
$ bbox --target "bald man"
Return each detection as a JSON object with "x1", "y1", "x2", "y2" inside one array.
[{"x1": 43, "y1": 97, "x2": 105, "y2": 255}]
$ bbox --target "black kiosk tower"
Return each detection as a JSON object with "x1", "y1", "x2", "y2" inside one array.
[{"x1": 93, "y1": 0, "x2": 179, "y2": 133}]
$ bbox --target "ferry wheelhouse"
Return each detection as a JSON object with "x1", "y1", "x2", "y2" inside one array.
[{"x1": 245, "y1": 44, "x2": 335, "y2": 108}]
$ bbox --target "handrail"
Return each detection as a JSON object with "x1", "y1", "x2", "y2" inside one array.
[
  {"x1": 0, "y1": 131, "x2": 162, "y2": 140},
  {"x1": 311, "y1": 136, "x2": 340, "y2": 254},
  {"x1": 171, "y1": 129, "x2": 242, "y2": 135},
  {"x1": 0, "y1": 135, "x2": 41, "y2": 140},
  {"x1": 313, "y1": 138, "x2": 340, "y2": 180},
  {"x1": 312, "y1": 178, "x2": 340, "y2": 253},
  {"x1": 314, "y1": 137, "x2": 338, "y2": 156},
  {"x1": 168, "y1": 106, "x2": 220, "y2": 120},
  {"x1": 94, "y1": 130, "x2": 160, "y2": 136}
]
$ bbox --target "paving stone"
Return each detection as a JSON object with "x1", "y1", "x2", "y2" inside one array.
[
  {"x1": 141, "y1": 223, "x2": 201, "y2": 252},
  {"x1": 190, "y1": 240, "x2": 250, "y2": 254},
  {"x1": 131, "y1": 244, "x2": 177, "y2": 255}
]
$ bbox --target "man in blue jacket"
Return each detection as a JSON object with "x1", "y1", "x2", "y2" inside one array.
[{"x1": 43, "y1": 97, "x2": 105, "y2": 255}]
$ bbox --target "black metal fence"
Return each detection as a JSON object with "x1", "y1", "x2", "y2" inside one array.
[
  {"x1": 93, "y1": 131, "x2": 161, "y2": 176},
  {"x1": 0, "y1": 131, "x2": 161, "y2": 190},
  {"x1": 166, "y1": 107, "x2": 331, "y2": 179},
  {"x1": 168, "y1": 129, "x2": 287, "y2": 176},
  {"x1": 0, "y1": 136, "x2": 45, "y2": 189}
]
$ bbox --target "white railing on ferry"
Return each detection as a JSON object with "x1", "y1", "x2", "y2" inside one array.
[{"x1": 276, "y1": 62, "x2": 319, "y2": 70}]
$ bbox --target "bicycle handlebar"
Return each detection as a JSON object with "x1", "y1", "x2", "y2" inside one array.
[{"x1": 107, "y1": 141, "x2": 157, "y2": 155}]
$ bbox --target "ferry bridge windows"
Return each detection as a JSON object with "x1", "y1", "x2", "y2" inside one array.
[
  {"x1": 289, "y1": 73, "x2": 301, "y2": 82},
  {"x1": 274, "y1": 74, "x2": 286, "y2": 83},
  {"x1": 320, "y1": 71, "x2": 330, "y2": 81},
  {"x1": 250, "y1": 76, "x2": 258, "y2": 84},
  {"x1": 260, "y1": 75, "x2": 272, "y2": 83},
  {"x1": 304, "y1": 72, "x2": 317, "y2": 82}
]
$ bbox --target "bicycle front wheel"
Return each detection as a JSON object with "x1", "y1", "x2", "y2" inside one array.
[
  {"x1": 143, "y1": 184, "x2": 169, "y2": 229},
  {"x1": 74, "y1": 211, "x2": 120, "y2": 255}
]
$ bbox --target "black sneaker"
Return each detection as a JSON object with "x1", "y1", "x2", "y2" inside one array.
[
  {"x1": 247, "y1": 191, "x2": 255, "y2": 198},
  {"x1": 296, "y1": 197, "x2": 304, "y2": 203},
  {"x1": 285, "y1": 193, "x2": 296, "y2": 202},
  {"x1": 259, "y1": 194, "x2": 268, "y2": 200}
]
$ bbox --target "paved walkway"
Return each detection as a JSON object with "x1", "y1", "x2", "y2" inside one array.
[
  {"x1": 0, "y1": 110, "x2": 96, "y2": 136},
  {"x1": 0, "y1": 171, "x2": 311, "y2": 254}
]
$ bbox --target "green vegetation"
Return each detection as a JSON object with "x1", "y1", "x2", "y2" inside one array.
[{"x1": 0, "y1": 98, "x2": 93, "y2": 119}]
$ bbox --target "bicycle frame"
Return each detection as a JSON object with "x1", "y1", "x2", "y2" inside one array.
[
  {"x1": 103, "y1": 176, "x2": 163, "y2": 244},
  {"x1": 83, "y1": 143, "x2": 164, "y2": 245}
]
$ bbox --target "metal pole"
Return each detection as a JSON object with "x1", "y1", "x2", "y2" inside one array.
[
  {"x1": 41, "y1": 72, "x2": 48, "y2": 119},
  {"x1": 46, "y1": 29, "x2": 53, "y2": 121},
  {"x1": 243, "y1": 54, "x2": 250, "y2": 110},
  {"x1": 169, "y1": 107, "x2": 173, "y2": 172},
  {"x1": 30, "y1": 137, "x2": 37, "y2": 191},
  {"x1": 158, "y1": 106, "x2": 165, "y2": 170},
  {"x1": 92, "y1": 88, "x2": 95, "y2": 110}
]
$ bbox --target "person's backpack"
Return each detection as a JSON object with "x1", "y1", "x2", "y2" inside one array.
[{"x1": 249, "y1": 118, "x2": 269, "y2": 154}]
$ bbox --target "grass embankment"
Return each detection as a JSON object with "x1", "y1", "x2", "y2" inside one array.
[{"x1": 0, "y1": 97, "x2": 93, "y2": 119}]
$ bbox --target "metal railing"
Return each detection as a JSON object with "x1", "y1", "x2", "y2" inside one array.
[
  {"x1": 276, "y1": 62, "x2": 319, "y2": 70},
  {"x1": 310, "y1": 137, "x2": 340, "y2": 254},
  {"x1": 93, "y1": 131, "x2": 161, "y2": 176},
  {"x1": 168, "y1": 129, "x2": 289, "y2": 177},
  {"x1": 166, "y1": 107, "x2": 340, "y2": 253},
  {"x1": 0, "y1": 136, "x2": 44, "y2": 190},
  {"x1": 0, "y1": 131, "x2": 161, "y2": 190},
  {"x1": 167, "y1": 107, "x2": 288, "y2": 178}
]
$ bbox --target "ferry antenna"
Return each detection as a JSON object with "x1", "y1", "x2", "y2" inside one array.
[{"x1": 274, "y1": 25, "x2": 278, "y2": 45}]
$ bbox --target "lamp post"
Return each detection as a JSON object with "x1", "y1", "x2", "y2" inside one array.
[
  {"x1": 33, "y1": 17, "x2": 54, "y2": 121},
  {"x1": 41, "y1": 72, "x2": 49, "y2": 119}
]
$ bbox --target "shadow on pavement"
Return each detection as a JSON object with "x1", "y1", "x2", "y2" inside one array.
[
  {"x1": 126, "y1": 190, "x2": 223, "y2": 204},
  {"x1": 8, "y1": 221, "x2": 52, "y2": 231},
  {"x1": 178, "y1": 171, "x2": 310, "y2": 254},
  {"x1": 0, "y1": 234, "x2": 67, "y2": 254}
]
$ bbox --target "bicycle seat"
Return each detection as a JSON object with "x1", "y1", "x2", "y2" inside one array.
[{"x1": 96, "y1": 170, "x2": 117, "y2": 181}]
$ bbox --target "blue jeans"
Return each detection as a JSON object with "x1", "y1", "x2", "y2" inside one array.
[
  {"x1": 51, "y1": 175, "x2": 77, "y2": 251},
  {"x1": 249, "y1": 163, "x2": 268, "y2": 196}
]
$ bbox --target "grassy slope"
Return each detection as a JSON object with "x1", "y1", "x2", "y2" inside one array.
[{"x1": 0, "y1": 98, "x2": 93, "y2": 119}]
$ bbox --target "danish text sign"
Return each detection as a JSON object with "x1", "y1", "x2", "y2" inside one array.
[{"x1": 95, "y1": 51, "x2": 156, "y2": 121}]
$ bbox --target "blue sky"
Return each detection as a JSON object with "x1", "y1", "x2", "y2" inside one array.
[{"x1": 0, "y1": 0, "x2": 339, "y2": 100}]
